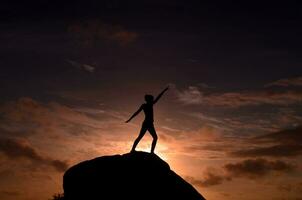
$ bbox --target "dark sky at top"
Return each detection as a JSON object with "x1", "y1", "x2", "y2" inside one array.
[{"x1": 1, "y1": 1, "x2": 302, "y2": 102}]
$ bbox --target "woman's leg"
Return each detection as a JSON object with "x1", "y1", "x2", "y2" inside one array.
[
  {"x1": 148, "y1": 125, "x2": 158, "y2": 154},
  {"x1": 131, "y1": 124, "x2": 147, "y2": 152}
]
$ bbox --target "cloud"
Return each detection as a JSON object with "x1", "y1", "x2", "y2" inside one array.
[
  {"x1": 277, "y1": 183, "x2": 294, "y2": 192},
  {"x1": 0, "y1": 137, "x2": 68, "y2": 172},
  {"x1": 189, "y1": 158, "x2": 295, "y2": 188},
  {"x1": 175, "y1": 86, "x2": 302, "y2": 107},
  {"x1": 0, "y1": 97, "x2": 104, "y2": 137},
  {"x1": 68, "y1": 20, "x2": 138, "y2": 47},
  {"x1": 255, "y1": 126, "x2": 302, "y2": 144},
  {"x1": 224, "y1": 158, "x2": 295, "y2": 178},
  {"x1": 0, "y1": 97, "x2": 132, "y2": 160},
  {"x1": 0, "y1": 97, "x2": 134, "y2": 169},
  {"x1": 0, "y1": 99, "x2": 176, "y2": 198},
  {"x1": 178, "y1": 125, "x2": 249, "y2": 159},
  {"x1": 277, "y1": 182, "x2": 302, "y2": 193},
  {"x1": 66, "y1": 59, "x2": 95, "y2": 73},
  {"x1": 108, "y1": 29, "x2": 138, "y2": 46},
  {"x1": 187, "y1": 169, "x2": 230, "y2": 187},
  {"x1": 197, "y1": 83, "x2": 215, "y2": 89},
  {"x1": 231, "y1": 126, "x2": 302, "y2": 157},
  {"x1": 265, "y1": 77, "x2": 302, "y2": 87},
  {"x1": 0, "y1": 190, "x2": 20, "y2": 197},
  {"x1": 231, "y1": 144, "x2": 302, "y2": 157},
  {"x1": 185, "y1": 112, "x2": 230, "y2": 130},
  {"x1": 176, "y1": 86, "x2": 203, "y2": 105}
]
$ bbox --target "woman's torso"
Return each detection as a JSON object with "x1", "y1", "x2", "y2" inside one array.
[{"x1": 142, "y1": 103, "x2": 154, "y2": 123}]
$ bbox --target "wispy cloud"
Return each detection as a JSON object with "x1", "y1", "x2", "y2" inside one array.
[
  {"x1": 230, "y1": 126, "x2": 302, "y2": 158},
  {"x1": 170, "y1": 125, "x2": 244, "y2": 159},
  {"x1": 0, "y1": 97, "x2": 106, "y2": 137},
  {"x1": 277, "y1": 182, "x2": 302, "y2": 193},
  {"x1": 176, "y1": 86, "x2": 204, "y2": 105},
  {"x1": 231, "y1": 144, "x2": 302, "y2": 157},
  {"x1": 66, "y1": 59, "x2": 95, "y2": 73},
  {"x1": 176, "y1": 86, "x2": 302, "y2": 107},
  {"x1": 0, "y1": 97, "x2": 138, "y2": 162},
  {"x1": 265, "y1": 76, "x2": 302, "y2": 87},
  {"x1": 255, "y1": 126, "x2": 302, "y2": 143}
]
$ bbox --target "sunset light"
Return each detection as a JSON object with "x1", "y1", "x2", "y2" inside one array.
[{"x1": 1, "y1": 1, "x2": 302, "y2": 200}]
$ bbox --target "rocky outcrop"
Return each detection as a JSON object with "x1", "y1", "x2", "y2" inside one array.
[{"x1": 63, "y1": 151, "x2": 205, "y2": 200}]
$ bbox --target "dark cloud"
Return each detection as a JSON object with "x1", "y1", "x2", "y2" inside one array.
[
  {"x1": 0, "y1": 137, "x2": 68, "y2": 172},
  {"x1": 0, "y1": 169, "x2": 15, "y2": 181},
  {"x1": 51, "y1": 160, "x2": 69, "y2": 172},
  {"x1": 189, "y1": 158, "x2": 295, "y2": 188},
  {"x1": 231, "y1": 126, "x2": 302, "y2": 157},
  {"x1": 0, "y1": 138, "x2": 43, "y2": 161},
  {"x1": 0, "y1": 190, "x2": 20, "y2": 197},
  {"x1": 187, "y1": 170, "x2": 230, "y2": 187},
  {"x1": 224, "y1": 158, "x2": 295, "y2": 178},
  {"x1": 256, "y1": 126, "x2": 302, "y2": 144},
  {"x1": 273, "y1": 198, "x2": 302, "y2": 200},
  {"x1": 68, "y1": 20, "x2": 138, "y2": 47}
]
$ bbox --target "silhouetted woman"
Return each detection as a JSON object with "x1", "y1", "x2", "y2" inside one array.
[{"x1": 126, "y1": 87, "x2": 169, "y2": 154}]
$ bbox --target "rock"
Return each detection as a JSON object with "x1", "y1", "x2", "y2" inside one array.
[{"x1": 63, "y1": 151, "x2": 206, "y2": 200}]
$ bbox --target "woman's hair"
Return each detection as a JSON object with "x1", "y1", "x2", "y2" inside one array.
[{"x1": 144, "y1": 94, "x2": 154, "y2": 102}]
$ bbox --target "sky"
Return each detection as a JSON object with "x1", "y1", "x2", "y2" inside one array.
[{"x1": 1, "y1": 1, "x2": 302, "y2": 200}]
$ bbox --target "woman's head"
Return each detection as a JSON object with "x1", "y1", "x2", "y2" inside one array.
[{"x1": 144, "y1": 94, "x2": 154, "y2": 103}]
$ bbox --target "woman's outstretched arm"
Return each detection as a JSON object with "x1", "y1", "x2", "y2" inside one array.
[
  {"x1": 153, "y1": 86, "x2": 169, "y2": 104},
  {"x1": 125, "y1": 105, "x2": 143, "y2": 123}
]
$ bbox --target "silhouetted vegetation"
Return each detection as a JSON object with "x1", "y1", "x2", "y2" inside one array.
[{"x1": 49, "y1": 193, "x2": 64, "y2": 200}]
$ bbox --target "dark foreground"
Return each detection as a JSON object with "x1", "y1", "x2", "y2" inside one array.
[{"x1": 63, "y1": 151, "x2": 205, "y2": 200}]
